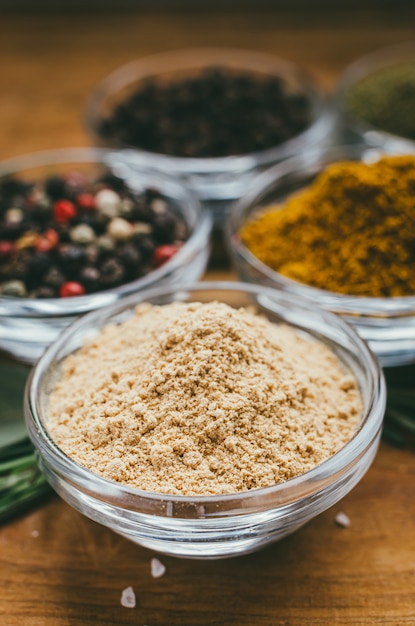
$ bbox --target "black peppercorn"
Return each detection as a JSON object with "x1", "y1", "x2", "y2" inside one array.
[
  {"x1": 117, "y1": 243, "x2": 142, "y2": 269},
  {"x1": 35, "y1": 285, "x2": 56, "y2": 299},
  {"x1": 43, "y1": 266, "x2": 66, "y2": 289},
  {"x1": 58, "y1": 244, "x2": 85, "y2": 273},
  {"x1": 98, "y1": 172, "x2": 127, "y2": 193},
  {"x1": 135, "y1": 235, "x2": 155, "y2": 259},
  {"x1": 27, "y1": 252, "x2": 50, "y2": 279},
  {"x1": 45, "y1": 175, "x2": 67, "y2": 200},
  {"x1": 79, "y1": 266, "x2": 101, "y2": 292},
  {"x1": 77, "y1": 211, "x2": 108, "y2": 236},
  {"x1": 152, "y1": 212, "x2": 176, "y2": 244},
  {"x1": 83, "y1": 243, "x2": 100, "y2": 265},
  {"x1": 1, "y1": 178, "x2": 33, "y2": 199},
  {"x1": 100, "y1": 257, "x2": 125, "y2": 287},
  {"x1": 100, "y1": 67, "x2": 313, "y2": 158}
]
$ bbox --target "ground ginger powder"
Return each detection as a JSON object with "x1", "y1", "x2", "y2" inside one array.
[{"x1": 47, "y1": 301, "x2": 361, "y2": 496}]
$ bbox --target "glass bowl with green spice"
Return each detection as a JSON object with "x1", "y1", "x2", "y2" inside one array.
[
  {"x1": 227, "y1": 144, "x2": 415, "y2": 367},
  {"x1": 333, "y1": 42, "x2": 415, "y2": 151}
]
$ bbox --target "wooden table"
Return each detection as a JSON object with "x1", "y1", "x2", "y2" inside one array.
[{"x1": 1, "y1": 7, "x2": 415, "y2": 625}]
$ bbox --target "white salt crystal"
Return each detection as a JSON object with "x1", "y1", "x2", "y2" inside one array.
[
  {"x1": 151, "y1": 557, "x2": 166, "y2": 578},
  {"x1": 120, "y1": 586, "x2": 136, "y2": 608},
  {"x1": 335, "y1": 511, "x2": 351, "y2": 528},
  {"x1": 31, "y1": 530, "x2": 39, "y2": 538}
]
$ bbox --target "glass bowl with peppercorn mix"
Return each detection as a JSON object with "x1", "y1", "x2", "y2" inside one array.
[
  {"x1": 227, "y1": 144, "x2": 415, "y2": 367},
  {"x1": 85, "y1": 48, "x2": 333, "y2": 211},
  {"x1": 24, "y1": 281, "x2": 385, "y2": 559},
  {"x1": 0, "y1": 147, "x2": 211, "y2": 364},
  {"x1": 333, "y1": 42, "x2": 415, "y2": 152}
]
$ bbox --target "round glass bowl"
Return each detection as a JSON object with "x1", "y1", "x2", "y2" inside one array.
[
  {"x1": 333, "y1": 42, "x2": 415, "y2": 151},
  {"x1": 85, "y1": 48, "x2": 333, "y2": 206},
  {"x1": 25, "y1": 281, "x2": 385, "y2": 559},
  {"x1": 227, "y1": 144, "x2": 415, "y2": 367},
  {"x1": 0, "y1": 148, "x2": 211, "y2": 364}
]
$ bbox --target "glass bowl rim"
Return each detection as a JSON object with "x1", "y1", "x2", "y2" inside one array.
[
  {"x1": 0, "y1": 146, "x2": 212, "y2": 315},
  {"x1": 226, "y1": 143, "x2": 415, "y2": 313},
  {"x1": 85, "y1": 46, "x2": 334, "y2": 173},
  {"x1": 25, "y1": 280, "x2": 385, "y2": 511}
]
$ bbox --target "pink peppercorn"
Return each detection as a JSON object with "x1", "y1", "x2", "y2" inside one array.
[
  {"x1": 35, "y1": 229, "x2": 59, "y2": 252},
  {"x1": 59, "y1": 281, "x2": 86, "y2": 298},
  {"x1": 0, "y1": 240, "x2": 14, "y2": 258},
  {"x1": 76, "y1": 193, "x2": 96, "y2": 210},
  {"x1": 153, "y1": 244, "x2": 179, "y2": 268},
  {"x1": 53, "y1": 199, "x2": 77, "y2": 223}
]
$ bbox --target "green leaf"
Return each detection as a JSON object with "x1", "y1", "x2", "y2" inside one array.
[
  {"x1": 0, "y1": 357, "x2": 52, "y2": 524},
  {"x1": 0, "y1": 360, "x2": 31, "y2": 451},
  {"x1": 0, "y1": 467, "x2": 50, "y2": 524},
  {"x1": 381, "y1": 364, "x2": 415, "y2": 447}
]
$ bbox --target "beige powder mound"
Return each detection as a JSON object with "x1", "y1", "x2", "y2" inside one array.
[{"x1": 47, "y1": 301, "x2": 362, "y2": 496}]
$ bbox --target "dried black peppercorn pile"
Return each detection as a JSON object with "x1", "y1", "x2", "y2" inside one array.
[
  {"x1": 99, "y1": 68, "x2": 312, "y2": 157},
  {"x1": 0, "y1": 171, "x2": 188, "y2": 299}
]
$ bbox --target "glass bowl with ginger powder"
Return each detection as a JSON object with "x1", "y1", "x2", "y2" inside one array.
[
  {"x1": 228, "y1": 144, "x2": 415, "y2": 367},
  {"x1": 25, "y1": 281, "x2": 385, "y2": 559}
]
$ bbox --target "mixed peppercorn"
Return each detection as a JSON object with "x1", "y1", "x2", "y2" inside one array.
[{"x1": 0, "y1": 170, "x2": 188, "y2": 298}]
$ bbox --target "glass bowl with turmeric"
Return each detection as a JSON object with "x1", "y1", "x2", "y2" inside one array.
[
  {"x1": 24, "y1": 281, "x2": 385, "y2": 559},
  {"x1": 333, "y1": 42, "x2": 415, "y2": 152},
  {"x1": 227, "y1": 145, "x2": 415, "y2": 367}
]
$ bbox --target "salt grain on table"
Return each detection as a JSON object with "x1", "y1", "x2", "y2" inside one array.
[
  {"x1": 120, "y1": 586, "x2": 136, "y2": 608},
  {"x1": 151, "y1": 558, "x2": 166, "y2": 578},
  {"x1": 335, "y1": 511, "x2": 351, "y2": 528}
]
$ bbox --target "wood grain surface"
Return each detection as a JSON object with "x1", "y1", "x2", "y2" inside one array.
[{"x1": 0, "y1": 7, "x2": 415, "y2": 625}]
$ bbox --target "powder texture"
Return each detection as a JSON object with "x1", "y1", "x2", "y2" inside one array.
[
  {"x1": 47, "y1": 301, "x2": 361, "y2": 496},
  {"x1": 346, "y1": 61, "x2": 415, "y2": 140},
  {"x1": 241, "y1": 155, "x2": 415, "y2": 297}
]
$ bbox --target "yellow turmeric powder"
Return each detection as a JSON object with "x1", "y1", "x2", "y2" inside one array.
[{"x1": 240, "y1": 155, "x2": 415, "y2": 297}]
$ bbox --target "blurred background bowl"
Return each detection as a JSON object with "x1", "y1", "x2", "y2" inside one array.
[
  {"x1": 24, "y1": 281, "x2": 385, "y2": 559},
  {"x1": 0, "y1": 147, "x2": 211, "y2": 364},
  {"x1": 333, "y1": 42, "x2": 415, "y2": 152},
  {"x1": 85, "y1": 48, "x2": 334, "y2": 211},
  {"x1": 227, "y1": 144, "x2": 415, "y2": 367}
]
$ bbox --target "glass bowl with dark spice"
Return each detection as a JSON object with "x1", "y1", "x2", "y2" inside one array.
[
  {"x1": 227, "y1": 144, "x2": 415, "y2": 367},
  {"x1": 0, "y1": 147, "x2": 211, "y2": 364},
  {"x1": 333, "y1": 42, "x2": 415, "y2": 151},
  {"x1": 24, "y1": 281, "x2": 385, "y2": 559},
  {"x1": 85, "y1": 48, "x2": 333, "y2": 209}
]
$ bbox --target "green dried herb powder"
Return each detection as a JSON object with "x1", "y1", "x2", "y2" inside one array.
[{"x1": 346, "y1": 60, "x2": 415, "y2": 139}]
